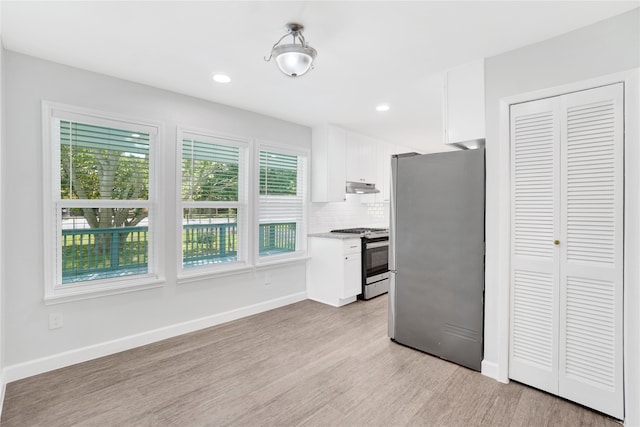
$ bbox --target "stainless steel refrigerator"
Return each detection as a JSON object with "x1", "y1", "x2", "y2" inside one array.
[{"x1": 388, "y1": 148, "x2": 485, "y2": 371}]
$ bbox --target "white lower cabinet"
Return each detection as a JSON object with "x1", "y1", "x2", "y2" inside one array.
[{"x1": 307, "y1": 237, "x2": 362, "y2": 307}]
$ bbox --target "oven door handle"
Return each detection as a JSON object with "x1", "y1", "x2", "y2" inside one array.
[{"x1": 366, "y1": 241, "x2": 389, "y2": 249}]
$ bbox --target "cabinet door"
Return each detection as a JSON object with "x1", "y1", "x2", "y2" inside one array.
[
  {"x1": 378, "y1": 142, "x2": 392, "y2": 203},
  {"x1": 360, "y1": 135, "x2": 377, "y2": 183},
  {"x1": 342, "y1": 252, "x2": 362, "y2": 298},
  {"x1": 311, "y1": 125, "x2": 346, "y2": 202},
  {"x1": 345, "y1": 132, "x2": 362, "y2": 183},
  {"x1": 346, "y1": 132, "x2": 375, "y2": 183}
]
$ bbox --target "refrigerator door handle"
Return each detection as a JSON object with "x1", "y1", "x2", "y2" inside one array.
[
  {"x1": 389, "y1": 155, "x2": 398, "y2": 272},
  {"x1": 388, "y1": 271, "x2": 396, "y2": 339}
]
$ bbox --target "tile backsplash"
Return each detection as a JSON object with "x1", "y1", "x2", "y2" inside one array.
[{"x1": 308, "y1": 194, "x2": 390, "y2": 233}]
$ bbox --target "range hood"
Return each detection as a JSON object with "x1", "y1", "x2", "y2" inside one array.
[{"x1": 346, "y1": 181, "x2": 380, "y2": 194}]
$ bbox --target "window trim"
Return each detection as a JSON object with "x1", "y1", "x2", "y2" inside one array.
[
  {"x1": 42, "y1": 101, "x2": 164, "y2": 303},
  {"x1": 254, "y1": 140, "x2": 309, "y2": 265},
  {"x1": 176, "y1": 126, "x2": 251, "y2": 279}
]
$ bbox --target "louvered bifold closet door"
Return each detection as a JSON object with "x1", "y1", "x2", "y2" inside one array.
[
  {"x1": 558, "y1": 83, "x2": 623, "y2": 419},
  {"x1": 509, "y1": 97, "x2": 561, "y2": 395}
]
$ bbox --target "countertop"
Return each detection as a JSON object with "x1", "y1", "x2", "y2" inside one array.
[{"x1": 307, "y1": 232, "x2": 361, "y2": 240}]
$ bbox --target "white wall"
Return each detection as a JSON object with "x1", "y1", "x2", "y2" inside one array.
[
  {"x1": 483, "y1": 7, "x2": 640, "y2": 424},
  {"x1": 2, "y1": 52, "x2": 310, "y2": 377}
]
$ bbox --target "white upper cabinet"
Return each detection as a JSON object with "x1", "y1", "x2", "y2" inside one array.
[
  {"x1": 362, "y1": 142, "x2": 416, "y2": 204},
  {"x1": 443, "y1": 59, "x2": 485, "y2": 147},
  {"x1": 376, "y1": 142, "x2": 392, "y2": 203},
  {"x1": 311, "y1": 125, "x2": 347, "y2": 202},
  {"x1": 346, "y1": 131, "x2": 376, "y2": 184},
  {"x1": 312, "y1": 125, "x2": 402, "y2": 203}
]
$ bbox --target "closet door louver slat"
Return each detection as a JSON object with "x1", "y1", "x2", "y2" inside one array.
[{"x1": 565, "y1": 100, "x2": 616, "y2": 264}]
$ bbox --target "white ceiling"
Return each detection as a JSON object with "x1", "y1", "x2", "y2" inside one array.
[{"x1": 2, "y1": 1, "x2": 638, "y2": 152}]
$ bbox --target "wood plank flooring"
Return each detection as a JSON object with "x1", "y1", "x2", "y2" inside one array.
[{"x1": 1, "y1": 295, "x2": 621, "y2": 426}]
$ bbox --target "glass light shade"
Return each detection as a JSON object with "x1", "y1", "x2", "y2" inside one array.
[{"x1": 273, "y1": 44, "x2": 317, "y2": 77}]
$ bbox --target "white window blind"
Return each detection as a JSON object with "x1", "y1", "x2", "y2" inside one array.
[
  {"x1": 258, "y1": 148, "x2": 307, "y2": 257},
  {"x1": 53, "y1": 115, "x2": 155, "y2": 287},
  {"x1": 180, "y1": 132, "x2": 247, "y2": 270}
]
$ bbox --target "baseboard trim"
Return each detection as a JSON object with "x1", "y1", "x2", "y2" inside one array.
[
  {"x1": 0, "y1": 372, "x2": 6, "y2": 416},
  {"x1": 4, "y1": 291, "x2": 307, "y2": 383},
  {"x1": 481, "y1": 359, "x2": 507, "y2": 383}
]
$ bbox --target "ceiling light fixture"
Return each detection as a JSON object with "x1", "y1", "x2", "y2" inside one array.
[
  {"x1": 264, "y1": 23, "x2": 317, "y2": 77},
  {"x1": 376, "y1": 104, "x2": 390, "y2": 112}
]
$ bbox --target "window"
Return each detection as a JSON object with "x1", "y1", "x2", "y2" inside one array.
[
  {"x1": 258, "y1": 147, "x2": 307, "y2": 259},
  {"x1": 179, "y1": 130, "x2": 248, "y2": 272},
  {"x1": 44, "y1": 103, "x2": 159, "y2": 301}
]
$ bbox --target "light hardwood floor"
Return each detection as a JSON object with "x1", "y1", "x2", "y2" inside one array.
[{"x1": 1, "y1": 295, "x2": 620, "y2": 426}]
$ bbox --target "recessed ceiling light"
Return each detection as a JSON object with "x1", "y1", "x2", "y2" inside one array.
[
  {"x1": 376, "y1": 104, "x2": 390, "y2": 112},
  {"x1": 213, "y1": 74, "x2": 231, "y2": 83}
]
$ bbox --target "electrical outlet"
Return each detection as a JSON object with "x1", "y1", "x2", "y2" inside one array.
[
  {"x1": 264, "y1": 272, "x2": 271, "y2": 286},
  {"x1": 49, "y1": 312, "x2": 64, "y2": 330}
]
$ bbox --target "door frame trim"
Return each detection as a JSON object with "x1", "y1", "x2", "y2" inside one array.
[{"x1": 494, "y1": 69, "x2": 640, "y2": 423}]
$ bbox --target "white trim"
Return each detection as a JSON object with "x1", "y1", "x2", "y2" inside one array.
[
  {"x1": 256, "y1": 141, "x2": 310, "y2": 262},
  {"x1": 49, "y1": 108, "x2": 159, "y2": 136},
  {"x1": 176, "y1": 125, "x2": 252, "y2": 147},
  {"x1": 255, "y1": 138, "x2": 311, "y2": 158},
  {"x1": 177, "y1": 264, "x2": 253, "y2": 285},
  {"x1": 176, "y1": 126, "x2": 250, "y2": 276},
  {"x1": 59, "y1": 200, "x2": 153, "y2": 209},
  {"x1": 0, "y1": 37, "x2": 4, "y2": 420},
  {"x1": 481, "y1": 359, "x2": 504, "y2": 383},
  {"x1": 0, "y1": 372, "x2": 5, "y2": 419},
  {"x1": 44, "y1": 278, "x2": 164, "y2": 306},
  {"x1": 254, "y1": 255, "x2": 310, "y2": 270},
  {"x1": 42, "y1": 101, "x2": 163, "y2": 301},
  {"x1": 247, "y1": 139, "x2": 257, "y2": 267},
  {"x1": 177, "y1": 257, "x2": 309, "y2": 285},
  {"x1": 4, "y1": 291, "x2": 308, "y2": 383},
  {"x1": 495, "y1": 69, "x2": 640, "y2": 424},
  {"x1": 622, "y1": 69, "x2": 640, "y2": 427},
  {"x1": 255, "y1": 250, "x2": 308, "y2": 265},
  {"x1": 181, "y1": 201, "x2": 240, "y2": 208}
]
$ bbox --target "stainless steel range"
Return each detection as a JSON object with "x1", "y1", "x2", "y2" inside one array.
[{"x1": 330, "y1": 227, "x2": 390, "y2": 300}]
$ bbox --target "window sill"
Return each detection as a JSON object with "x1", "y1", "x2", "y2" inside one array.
[
  {"x1": 254, "y1": 255, "x2": 310, "y2": 270},
  {"x1": 177, "y1": 264, "x2": 254, "y2": 285},
  {"x1": 44, "y1": 275, "x2": 165, "y2": 305},
  {"x1": 177, "y1": 256, "x2": 310, "y2": 285}
]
